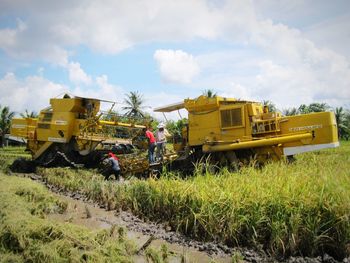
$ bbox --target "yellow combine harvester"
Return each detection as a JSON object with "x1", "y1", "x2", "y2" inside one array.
[
  {"x1": 155, "y1": 95, "x2": 339, "y2": 169},
  {"x1": 10, "y1": 95, "x2": 149, "y2": 173}
]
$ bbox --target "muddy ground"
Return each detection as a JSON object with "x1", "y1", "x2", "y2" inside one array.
[{"x1": 14, "y1": 172, "x2": 349, "y2": 263}]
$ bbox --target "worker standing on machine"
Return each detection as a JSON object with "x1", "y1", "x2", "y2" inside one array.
[
  {"x1": 106, "y1": 152, "x2": 121, "y2": 180},
  {"x1": 145, "y1": 126, "x2": 156, "y2": 163},
  {"x1": 155, "y1": 123, "x2": 169, "y2": 161}
]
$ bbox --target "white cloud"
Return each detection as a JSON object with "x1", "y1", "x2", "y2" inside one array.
[
  {"x1": 144, "y1": 91, "x2": 187, "y2": 121},
  {"x1": 0, "y1": 19, "x2": 68, "y2": 66},
  {"x1": 67, "y1": 62, "x2": 92, "y2": 85},
  {"x1": 154, "y1": 49, "x2": 200, "y2": 84},
  {"x1": 0, "y1": 72, "x2": 67, "y2": 114},
  {"x1": 304, "y1": 13, "x2": 350, "y2": 59},
  {"x1": 0, "y1": 72, "x2": 126, "y2": 114}
]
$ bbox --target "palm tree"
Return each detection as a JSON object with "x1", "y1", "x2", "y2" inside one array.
[
  {"x1": 308, "y1": 102, "x2": 330, "y2": 113},
  {"x1": 283, "y1": 107, "x2": 299, "y2": 116},
  {"x1": 202, "y1": 89, "x2": 217, "y2": 98},
  {"x1": 0, "y1": 105, "x2": 15, "y2": 147},
  {"x1": 298, "y1": 104, "x2": 309, "y2": 114},
  {"x1": 344, "y1": 111, "x2": 350, "y2": 140},
  {"x1": 262, "y1": 100, "x2": 277, "y2": 112},
  {"x1": 335, "y1": 107, "x2": 350, "y2": 139},
  {"x1": 20, "y1": 109, "x2": 38, "y2": 118},
  {"x1": 299, "y1": 102, "x2": 330, "y2": 114},
  {"x1": 335, "y1": 107, "x2": 345, "y2": 125},
  {"x1": 122, "y1": 91, "x2": 145, "y2": 119},
  {"x1": 166, "y1": 118, "x2": 188, "y2": 138}
]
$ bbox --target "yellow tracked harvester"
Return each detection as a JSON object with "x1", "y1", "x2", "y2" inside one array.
[
  {"x1": 10, "y1": 95, "x2": 150, "y2": 174},
  {"x1": 155, "y1": 95, "x2": 339, "y2": 169}
]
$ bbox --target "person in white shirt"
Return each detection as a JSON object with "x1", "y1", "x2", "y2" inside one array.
[{"x1": 155, "y1": 123, "x2": 169, "y2": 161}]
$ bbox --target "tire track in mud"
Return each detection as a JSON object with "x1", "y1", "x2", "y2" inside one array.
[{"x1": 14, "y1": 172, "x2": 347, "y2": 263}]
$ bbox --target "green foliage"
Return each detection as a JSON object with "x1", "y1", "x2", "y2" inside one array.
[
  {"x1": 165, "y1": 119, "x2": 187, "y2": 137},
  {"x1": 19, "y1": 110, "x2": 38, "y2": 118},
  {"x1": 283, "y1": 107, "x2": 299, "y2": 116},
  {"x1": 335, "y1": 107, "x2": 350, "y2": 139},
  {"x1": 0, "y1": 105, "x2": 15, "y2": 147},
  {"x1": 0, "y1": 147, "x2": 30, "y2": 172},
  {"x1": 298, "y1": 102, "x2": 330, "y2": 114},
  {"x1": 231, "y1": 251, "x2": 244, "y2": 263},
  {"x1": 284, "y1": 103, "x2": 332, "y2": 116},
  {"x1": 123, "y1": 91, "x2": 146, "y2": 119},
  {"x1": 128, "y1": 145, "x2": 350, "y2": 259},
  {"x1": 202, "y1": 89, "x2": 217, "y2": 98},
  {"x1": 0, "y1": 174, "x2": 136, "y2": 262}
]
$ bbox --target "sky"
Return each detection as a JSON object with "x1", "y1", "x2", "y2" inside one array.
[{"x1": 0, "y1": 0, "x2": 349, "y2": 119}]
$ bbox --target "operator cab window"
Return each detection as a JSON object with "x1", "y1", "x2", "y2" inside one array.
[{"x1": 220, "y1": 108, "x2": 243, "y2": 128}]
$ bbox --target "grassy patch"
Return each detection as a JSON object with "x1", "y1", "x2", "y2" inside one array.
[
  {"x1": 0, "y1": 174, "x2": 136, "y2": 262},
  {"x1": 0, "y1": 147, "x2": 30, "y2": 173}
]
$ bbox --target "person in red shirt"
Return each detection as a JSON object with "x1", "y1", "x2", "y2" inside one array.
[
  {"x1": 106, "y1": 152, "x2": 121, "y2": 180},
  {"x1": 145, "y1": 126, "x2": 156, "y2": 163}
]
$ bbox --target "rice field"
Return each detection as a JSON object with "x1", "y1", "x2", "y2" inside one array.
[
  {"x1": 0, "y1": 174, "x2": 137, "y2": 262},
  {"x1": 1, "y1": 142, "x2": 349, "y2": 261}
]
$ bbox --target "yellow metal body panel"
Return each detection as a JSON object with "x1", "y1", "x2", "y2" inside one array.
[
  {"x1": 185, "y1": 97, "x2": 253, "y2": 146},
  {"x1": 278, "y1": 112, "x2": 339, "y2": 155},
  {"x1": 36, "y1": 111, "x2": 76, "y2": 143},
  {"x1": 280, "y1": 112, "x2": 338, "y2": 146},
  {"x1": 10, "y1": 118, "x2": 37, "y2": 139},
  {"x1": 33, "y1": 141, "x2": 53, "y2": 159}
]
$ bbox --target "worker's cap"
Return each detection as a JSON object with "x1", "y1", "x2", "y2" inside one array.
[{"x1": 157, "y1": 123, "x2": 165, "y2": 129}]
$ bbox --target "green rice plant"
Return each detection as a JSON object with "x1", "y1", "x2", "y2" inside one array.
[
  {"x1": 0, "y1": 147, "x2": 31, "y2": 173},
  {"x1": 0, "y1": 173, "x2": 136, "y2": 262},
  {"x1": 145, "y1": 247, "x2": 162, "y2": 263},
  {"x1": 231, "y1": 251, "x2": 244, "y2": 263},
  {"x1": 160, "y1": 243, "x2": 169, "y2": 263},
  {"x1": 122, "y1": 142, "x2": 350, "y2": 259}
]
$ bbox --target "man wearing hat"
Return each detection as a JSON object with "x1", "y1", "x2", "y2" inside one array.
[{"x1": 155, "y1": 123, "x2": 169, "y2": 161}]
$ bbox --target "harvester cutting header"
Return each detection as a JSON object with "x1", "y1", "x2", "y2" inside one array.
[{"x1": 10, "y1": 94, "x2": 339, "y2": 175}]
